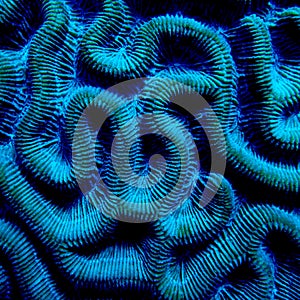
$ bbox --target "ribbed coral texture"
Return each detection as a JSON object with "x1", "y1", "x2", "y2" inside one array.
[{"x1": 0, "y1": 0, "x2": 299, "y2": 299}]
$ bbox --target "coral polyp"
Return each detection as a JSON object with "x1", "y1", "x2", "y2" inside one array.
[{"x1": 0, "y1": 0, "x2": 299, "y2": 299}]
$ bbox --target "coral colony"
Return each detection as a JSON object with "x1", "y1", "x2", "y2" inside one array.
[{"x1": 0, "y1": 0, "x2": 299, "y2": 299}]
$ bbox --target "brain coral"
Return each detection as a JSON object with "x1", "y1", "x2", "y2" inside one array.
[{"x1": 0, "y1": 0, "x2": 299, "y2": 299}]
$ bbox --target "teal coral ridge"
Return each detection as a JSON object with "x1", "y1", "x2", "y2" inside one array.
[{"x1": 0, "y1": 0, "x2": 300, "y2": 299}]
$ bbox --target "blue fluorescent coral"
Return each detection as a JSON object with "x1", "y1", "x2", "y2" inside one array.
[{"x1": 0, "y1": 0, "x2": 300, "y2": 299}]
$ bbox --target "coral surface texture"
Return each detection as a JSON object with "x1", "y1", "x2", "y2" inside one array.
[{"x1": 0, "y1": 0, "x2": 299, "y2": 299}]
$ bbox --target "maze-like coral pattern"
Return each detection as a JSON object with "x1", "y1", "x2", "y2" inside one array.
[{"x1": 0, "y1": 0, "x2": 300, "y2": 299}]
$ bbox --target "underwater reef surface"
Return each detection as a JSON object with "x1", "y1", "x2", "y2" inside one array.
[{"x1": 0, "y1": 0, "x2": 300, "y2": 299}]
